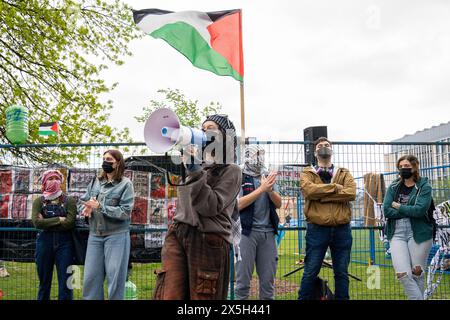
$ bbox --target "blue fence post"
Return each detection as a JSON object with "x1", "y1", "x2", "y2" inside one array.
[
  {"x1": 369, "y1": 228, "x2": 376, "y2": 265},
  {"x1": 297, "y1": 195, "x2": 303, "y2": 255}
]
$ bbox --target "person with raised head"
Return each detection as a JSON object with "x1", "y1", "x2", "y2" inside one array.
[{"x1": 298, "y1": 137, "x2": 356, "y2": 300}]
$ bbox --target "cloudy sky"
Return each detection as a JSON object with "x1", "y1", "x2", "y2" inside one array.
[{"x1": 101, "y1": 0, "x2": 450, "y2": 143}]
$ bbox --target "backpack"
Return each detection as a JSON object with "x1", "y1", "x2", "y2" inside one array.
[
  {"x1": 313, "y1": 277, "x2": 335, "y2": 300},
  {"x1": 427, "y1": 198, "x2": 438, "y2": 241}
]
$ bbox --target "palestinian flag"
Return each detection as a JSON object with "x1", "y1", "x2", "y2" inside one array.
[
  {"x1": 38, "y1": 122, "x2": 59, "y2": 136},
  {"x1": 133, "y1": 9, "x2": 244, "y2": 81}
]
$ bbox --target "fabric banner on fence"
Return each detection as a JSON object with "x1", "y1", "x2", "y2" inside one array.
[
  {"x1": 68, "y1": 168, "x2": 97, "y2": 192},
  {"x1": 363, "y1": 173, "x2": 386, "y2": 226},
  {"x1": 0, "y1": 167, "x2": 32, "y2": 194}
]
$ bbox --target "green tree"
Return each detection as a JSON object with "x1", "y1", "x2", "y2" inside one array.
[
  {"x1": 0, "y1": 0, "x2": 141, "y2": 165},
  {"x1": 136, "y1": 88, "x2": 222, "y2": 128}
]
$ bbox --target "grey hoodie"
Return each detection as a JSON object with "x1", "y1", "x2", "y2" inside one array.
[{"x1": 174, "y1": 163, "x2": 242, "y2": 243}]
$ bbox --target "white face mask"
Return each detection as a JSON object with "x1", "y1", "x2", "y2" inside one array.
[{"x1": 247, "y1": 151, "x2": 264, "y2": 165}]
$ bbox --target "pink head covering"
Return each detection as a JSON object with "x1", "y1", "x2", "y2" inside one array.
[{"x1": 41, "y1": 170, "x2": 64, "y2": 200}]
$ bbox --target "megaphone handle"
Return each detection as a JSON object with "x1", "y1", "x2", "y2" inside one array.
[
  {"x1": 165, "y1": 165, "x2": 187, "y2": 186},
  {"x1": 163, "y1": 152, "x2": 187, "y2": 186},
  {"x1": 181, "y1": 163, "x2": 186, "y2": 183},
  {"x1": 179, "y1": 149, "x2": 186, "y2": 183}
]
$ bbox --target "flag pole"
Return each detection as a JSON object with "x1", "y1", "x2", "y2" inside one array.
[
  {"x1": 240, "y1": 81, "x2": 246, "y2": 144},
  {"x1": 239, "y1": 9, "x2": 245, "y2": 163},
  {"x1": 56, "y1": 122, "x2": 61, "y2": 148}
]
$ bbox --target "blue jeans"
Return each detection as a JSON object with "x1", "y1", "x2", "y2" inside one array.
[
  {"x1": 35, "y1": 231, "x2": 74, "y2": 300},
  {"x1": 82, "y1": 231, "x2": 130, "y2": 300},
  {"x1": 298, "y1": 223, "x2": 353, "y2": 300}
]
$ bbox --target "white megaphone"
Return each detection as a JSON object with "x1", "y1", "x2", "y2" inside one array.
[{"x1": 144, "y1": 108, "x2": 207, "y2": 153}]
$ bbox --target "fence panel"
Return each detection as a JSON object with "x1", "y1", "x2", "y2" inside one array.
[{"x1": 0, "y1": 141, "x2": 449, "y2": 300}]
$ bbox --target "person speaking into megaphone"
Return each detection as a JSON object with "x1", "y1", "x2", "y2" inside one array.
[{"x1": 153, "y1": 114, "x2": 242, "y2": 300}]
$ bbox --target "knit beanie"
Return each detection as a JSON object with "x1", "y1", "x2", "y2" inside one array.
[
  {"x1": 203, "y1": 114, "x2": 236, "y2": 133},
  {"x1": 202, "y1": 114, "x2": 237, "y2": 163}
]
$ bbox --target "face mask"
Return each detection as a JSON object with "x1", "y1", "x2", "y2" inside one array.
[
  {"x1": 245, "y1": 154, "x2": 266, "y2": 174},
  {"x1": 203, "y1": 130, "x2": 224, "y2": 164},
  {"x1": 399, "y1": 168, "x2": 413, "y2": 179},
  {"x1": 44, "y1": 180, "x2": 62, "y2": 193},
  {"x1": 317, "y1": 147, "x2": 333, "y2": 159},
  {"x1": 248, "y1": 154, "x2": 265, "y2": 167},
  {"x1": 203, "y1": 133, "x2": 216, "y2": 158},
  {"x1": 102, "y1": 161, "x2": 115, "y2": 173}
]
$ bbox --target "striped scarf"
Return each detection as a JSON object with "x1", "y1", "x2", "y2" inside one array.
[{"x1": 243, "y1": 145, "x2": 267, "y2": 177}]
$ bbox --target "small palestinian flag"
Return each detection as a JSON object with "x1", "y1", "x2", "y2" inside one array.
[
  {"x1": 39, "y1": 122, "x2": 59, "y2": 136},
  {"x1": 133, "y1": 9, "x2": 244, "y2": 81}
]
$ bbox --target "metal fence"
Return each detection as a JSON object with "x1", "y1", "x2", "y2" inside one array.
[{"x1": 0, "y1": 141, "x2": 449, "y2": 300}]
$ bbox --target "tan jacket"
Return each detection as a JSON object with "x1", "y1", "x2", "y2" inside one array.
[{"x1": 300, "y1": 166, "x2": 356, "y2": 226}]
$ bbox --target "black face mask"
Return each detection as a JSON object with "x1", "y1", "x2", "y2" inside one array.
[
  {"x1": 102, "y1": 161, "x2": 115, "y2": 173},
  {"x1": 399, "y1": 168, "x2": 413, "y2": 179},
  {"x1": 202, "y1": 129, "x2": 223, "y2": 162},
  {"x1": 203, "y1": 132, "x2": 216, "y2": 153},
  {"x1": 317, "y1": 147, "x2": 333, "y2": 160}
]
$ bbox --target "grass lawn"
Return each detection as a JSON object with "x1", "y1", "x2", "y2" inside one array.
[{"x1": 1, "y1": 229, "x2": 449, "y2": 300}]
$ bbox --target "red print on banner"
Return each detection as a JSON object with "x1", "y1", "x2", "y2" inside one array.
[
  {"x1": 131, "y1": 197, "x2": 148, "y2": 224},
  {"x1": 0, "y1": 194, "x2": 10, "y2": 219}
]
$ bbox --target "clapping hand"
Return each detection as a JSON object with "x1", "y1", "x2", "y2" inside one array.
[
  {"x1": 81, "y1": 198, "x2": 99, "y2": 218},
  {"x1": 182, "y1": 145, "x2": 202, "y2": 172},
  {"x1": 81, "y1": 206, "x2": 93, "y2": 218},
  {"x1": 260, "y1": 172, "x2": 277, "y2": 193},
  {"x1": 182, "y1": 145, "x2": 200, "y2": 163}
]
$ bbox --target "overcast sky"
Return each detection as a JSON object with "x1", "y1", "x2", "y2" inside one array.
[{"x1": 101, "y1": 0, "x2": 450, "y2": 143}]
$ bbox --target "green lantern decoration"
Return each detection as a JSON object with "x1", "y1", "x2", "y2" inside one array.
[{"x1": 5, "y1": 105, "x2": 29, "y2": 144}]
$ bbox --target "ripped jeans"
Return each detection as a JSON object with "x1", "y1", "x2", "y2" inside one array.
[{"x1": 389, "y1": 219, "x2": 432, "y2": 300}]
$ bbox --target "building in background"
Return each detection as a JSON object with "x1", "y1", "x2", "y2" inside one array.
[{"x1": 384, "y1": 121, "x2": 450, "y2": 203}]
